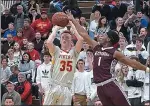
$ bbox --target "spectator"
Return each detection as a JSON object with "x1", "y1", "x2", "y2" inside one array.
[
  {"x1": 21, "y1": 38, "x2": 29, "y2": 52},
  {"x1": 36, "y1": 52, "x2": 52, "y2": 105},
  {"x1": 33, "y1": 32, "x2": 44, "y2": 53},
  {"x1": 1, "y1": 56, "x2": 12, "y2": 84},
  {"x1": 4, "y1": 96, "x2": 15, "y2": 106},
  {"x1": 118, "y1": 36, "x2": 128, "y2": 54},
  {"x1": 79, "y1": 16, "x2": 89, "y2": 31},
  {"x1": 2, "y1": 81, "x2": 21, "y2": 105},
  {"x1": 9, "y1": 65, "x2": 20, "y2": 83},
  {"x1": 7, "y1": 49, "x2": 19, "y2": 67},
  {"x1": 1, "y1": 9, "x2": 14, "y2": 35},
  {"x1": 15, "y1": 72, "x2": 32, "y2": 105},
  {"x1": 22, "y1": 18, "x2": 35, "y2": 42},
  {"x1": 28, "y1": 0, "x2": 41, "y2": 14},
  {"x1": 31, "y1": 11, "x2": 52, "y2": 40},
  {"x1": 10, "y1": 0, "x2": 27, "y2": 16},
  {"x1": 28, "y1": 8, "x2": 41, "y2": 23},
  {"x1": 41, "y1": 40, "x2": 49, "y2": 61},
  {"x1": 3, "y1": 23, "x2": 17, "y2": 38},
  {"x1": 14, "y1": 5, "x2": 28, "y2": 30},
  {"x1": 13, "y1": 28, "x2": 24, "y2": 46},
  {"x1": 18, "y1": 52, "x2": 35, "y2": 79},
  {"x1": 27, "y1": 42, "x2": 40, "y2": 61},
  {"x1": 1, "y1": 34, "x2": 15, "y2": 55}
]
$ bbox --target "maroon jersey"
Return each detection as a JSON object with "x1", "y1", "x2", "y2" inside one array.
[{"x1": 93, "y1": 45, "x2": 117, "y2": 83}]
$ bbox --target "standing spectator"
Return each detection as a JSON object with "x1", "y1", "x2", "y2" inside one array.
[
  {"x1": 1, "y1": 9, "x2": 14, "y2": 35},
  {"x1": 13, "y1": 28, "x2": 24, "y2": 46},
  {"x1": 22, "y1": 18, "x2": 35, "y2": 42},
  {"x1": 18, "y1": 52, "x2": 35, "y2": 79},
  {"x1": 15, "y1": 73, "x2": 32, "y2": 105},
  {"x1": 36, "y1": 52, "x2": 52, "y2": 105},
  {"x1": 71, "y1": 59, "x2": 91, "y2": 106},
  {"x1": 10, "y1": 0, "x2": 27, "y2": 16},
  {"x1": 28, "y1": 0, "x2": 41, "y2": 14},
  {"x1": 118, "y1": 36, "x2": 128, "y2": 54},
  {"x1": 14, "y1": 5, "x2": 28, "y2": 30},
  {"x1": 28, "y1": 8, "x2": 41, "y2": 23},
  {"x1": 3, "y1": 23, "x2": 16, "y2": 38},
  {"x1": 33, "y1": 32, "x2": 44, "y2": 53},
  {"x1": 31, "y1": 11, "x2": 52, "y2": 40},
  {"x1": 27, "y1": 42, "x2": 40, "y2": 61},
  {"x1": 1, "y1": 34, "x2": 15, "y2": 55},
  {"x1": 2, "y1": 81, "x2": 21, "y2": 105},
  {"x1": 1, "y1": 56, "x2": 12, "y2": 84}
]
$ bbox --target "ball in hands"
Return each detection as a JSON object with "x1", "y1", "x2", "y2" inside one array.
[{"x1": 52, "y1": 12, "x2": 69, "y2": 27}]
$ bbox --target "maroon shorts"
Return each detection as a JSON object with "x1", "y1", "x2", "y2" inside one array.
[{"x1": 97, "y1": 80, "x2": 131, "y2": 106}]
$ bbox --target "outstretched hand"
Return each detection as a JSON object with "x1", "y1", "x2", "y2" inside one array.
[{"x1": 65, "y1": 10, "x2": 74, "y2": 21}]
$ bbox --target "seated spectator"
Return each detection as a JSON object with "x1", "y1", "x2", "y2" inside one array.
[
  {"x1": 4, "y1": 96, "x2": 15, "y2": 106},
  {"x1": 2, "y1": 81, "x2": 21, "y2": 105},
  {"x1": 28, "y1": 0, "x2": 41, "y2": 14},
  {"x1": 14, "y1": 5, "x2": 28, "y2": 30},
  {"x1": 7, "y1": 49, "x2": 19, "y2": 67},
  {"x1": 21, "y1": 38, "x2": 29, "y2": 52},
  {"x1": 22, "y1": 18, "x2": 35, "y2": 42},
  {"x1": 31, "y1": 11, "x2": 52, "y2": 40},
  {"x1": 9, "y1": 65, "x2": 20, "y2": 83},
  {"x1": 15, "y1": 73, "x2": 32, "y2": 105},
  {"x1": 27, "y1": 42, "x2": 40, "y2": 61},
  {"x1": 79, "y1": 16, "x2": 89, "y2": 31},
  {"x1": 3, "y1": 23, "x2": 16, "y2": 39},
  {"x1": 33, "y1": 32, "x2": 44, "y2": 53},
  {"x1": 28, "y1": 8, "x2": 41, "y2": 23},
  {"x1": 1, "y1": 56, "x2": 12, "y2": 84},
  {"x1": 1, "y1": 9, "x2": 14, "y2": 36},
  {"x1": 18, "y1": 52, "x2": 35, "y2": 80},
  {"x1": 1, "y1": 34, "x2": 15, "y2": 55},
  {"x1": 13, "y1": 28, "x2": 24, "y2": 46},
  {"x1": 10, "y1": 0, "x2": 27, "y2": 16}
]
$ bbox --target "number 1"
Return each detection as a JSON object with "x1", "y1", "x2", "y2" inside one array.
[{"x1": 98, "y1": 57, "x2": 101, "y2": 66}]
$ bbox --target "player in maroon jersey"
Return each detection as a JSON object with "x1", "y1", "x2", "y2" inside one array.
[{"x1": 66, "y1": 11, "x2": 150, "y2": 106}]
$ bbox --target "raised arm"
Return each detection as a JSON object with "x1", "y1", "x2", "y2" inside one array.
[
  {"x1": 66, "y1": 11, "x2": 98, "y2": 48},
  {"x1": 114, "y1": 51, "x2": 150, "y2": 72},
  {"x1": 47, "y1": 26, "x2": 60, "y2": 55},
  {"x1": 69, "y1": 21, "x2": 83, "y2": 53}
]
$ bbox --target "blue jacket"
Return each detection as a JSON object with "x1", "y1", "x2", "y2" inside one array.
[{"x1": 3, "y1": 29, "x2": 17, "y2": 38}]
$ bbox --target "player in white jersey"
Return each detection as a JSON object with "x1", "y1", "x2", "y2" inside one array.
[{"x1": 43, "y1": 21, "x2": 83, "y2": 105}]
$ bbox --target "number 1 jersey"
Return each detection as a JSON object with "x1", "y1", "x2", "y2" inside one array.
[{"x1": 51, "y1": 46, "x2": 79, "y2": 86}]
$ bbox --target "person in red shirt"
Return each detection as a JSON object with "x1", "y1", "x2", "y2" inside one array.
[
  {"x1": 31, "y1": 11, "x2": 52, "y2": 40},
  {"x1": 27, "y1": 42, "x2": 40, "y2": 61},
  {"x1": 13, "y1": 28, "x2": 24, "y2": 46}
]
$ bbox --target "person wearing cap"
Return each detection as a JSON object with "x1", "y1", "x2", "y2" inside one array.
[
  {"x1": 2, "y1": 81, "x2": 21, "y2": 105},
  {"x1": 31, "y1": 11, "x2": 52, "y2": 41},
  {"x1": 67, "y1": 12, "x2": 150, "y2": 106},
  {"x1": 15, "y1": 72, "x2": 32, "y2": 105}
]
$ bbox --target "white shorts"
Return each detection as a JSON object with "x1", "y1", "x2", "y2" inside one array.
[{"x1": 43, "y1": 84, "x2": 72, "y2": 105}]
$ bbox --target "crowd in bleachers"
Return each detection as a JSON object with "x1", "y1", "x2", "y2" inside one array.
[{"x1": 1, "y1": 0, "x2": 150, "y2": 106}]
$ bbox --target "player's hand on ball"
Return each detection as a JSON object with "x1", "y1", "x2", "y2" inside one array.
[{"x1": 65, "y1": 10, "x2": 74, "y2": 21}]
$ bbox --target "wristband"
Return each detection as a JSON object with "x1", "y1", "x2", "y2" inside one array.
[{"x1": 146, "y1": 67, "x2": 150, "y2": 73}]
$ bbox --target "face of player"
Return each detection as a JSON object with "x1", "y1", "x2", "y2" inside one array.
[
  {"x1": 6, "y1": 84, "x2": 14, "y2": 93},
  {"x1": 77, "y1": 61, "x2": 85, "y2": 71},
  {"x1": 5, "y1": 99, "x2": 14, "y2": 106},
  {"x1": 60, "y1": 33, "x2": 72, "y2": 49},
  {"x1": 97, "y1": 33, "x2": 110, "y2": 45}
]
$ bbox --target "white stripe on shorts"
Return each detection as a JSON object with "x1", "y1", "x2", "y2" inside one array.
[{"x1": 113, "y1": 80, "x2": 131, "y2": 106}]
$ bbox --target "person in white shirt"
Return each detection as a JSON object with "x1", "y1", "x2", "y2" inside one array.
[
  {"x1": 71, "y1": 59, "x2": 91, "y2": 106},
  {"x1": 126, "y1": 56, "x2": 145, "y2": 106},
  {"x1": 36, "y1": 51, "x2": 52, "y2": 105}
]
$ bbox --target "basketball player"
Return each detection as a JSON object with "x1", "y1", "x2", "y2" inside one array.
[
  {"x1": 43, "y1": 22, "x2": 83, "y2": 105},
  {"x1": 66, "y1": 11, "x2": 150, "y2": 106}
]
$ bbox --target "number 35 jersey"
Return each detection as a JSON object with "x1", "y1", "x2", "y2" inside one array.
[{"x1": 51, "y1": 46, "x2": 79, "y2": 86}]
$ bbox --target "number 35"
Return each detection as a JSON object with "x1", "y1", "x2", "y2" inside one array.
[{"x1": 60, "y1": 61, "x2": 72, "y2": 72}]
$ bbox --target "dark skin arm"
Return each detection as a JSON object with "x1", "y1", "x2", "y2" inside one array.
[
  {"x1": 114, "y1": 51, "x2": 147, "y2": 71},
  {"x1": 66, "y1": 11, "x2": 98, "y2": 48}
]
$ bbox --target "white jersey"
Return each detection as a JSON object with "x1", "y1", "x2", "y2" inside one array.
[{"x1": 51, "y1": 46, "x2": 79, "y2": 86}]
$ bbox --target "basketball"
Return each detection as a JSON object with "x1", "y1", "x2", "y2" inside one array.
[{"x1": 52, "y1": 12, "x2": 69, "y2": 27}]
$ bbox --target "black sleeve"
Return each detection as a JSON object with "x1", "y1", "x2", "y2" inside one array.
[
  {"x1": 126, "y1": 80, "x2": 144, "y2": 87},
  {"x1": 138, "y1": 54, "x2": 146, "y2": 65}
]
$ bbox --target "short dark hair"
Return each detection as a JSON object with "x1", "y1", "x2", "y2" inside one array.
[
  {"x1": 76, "y1": 59, "x2": 85, "y2": 69},
  {"x1": 10, "y1": 65, "x2": 19, "y2": 72},
  {"x1": 5, "y1": 96, "x2": 14, "y2": 101},
  {"x1": 43, "y1": 51, "x2": 51, "y2": 57},
  {"x1": 86, "y1": 49, "x2": 93, "y2": 54},
  {"x1": 136, "y1": 37, "x2": 144, "y2": 43},
  {"x1": 107, "y1": 30, "x2": 119, "y2": 45},
  {"x1": 1, "y1": 56, "x2": 8, "y2": 63}
]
